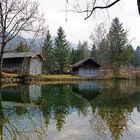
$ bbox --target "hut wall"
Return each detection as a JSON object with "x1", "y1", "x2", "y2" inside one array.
[
  {"x1": 2, "y1": 58, "x2": 24, "y2": 73},
  {"x1": 2, "y1": 57, "x2": 31, "y2": 74},
  {"x1": 29, "y1": 58, "x2": 42, "y2": 74},
  {"x1": 72, "y1": 59, "x2": 101, "y2": 77},
  {"x1": 78, "y1": 67, "x2": 99, "y2": 77}
]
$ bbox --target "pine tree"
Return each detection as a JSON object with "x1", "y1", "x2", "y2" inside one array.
[
  {"x1": 98, "y1": 38, "x2": 110, "y2": 68},
  {"x1": 125, "y1": 44, "x2": 134, "y2": 65},
  {"x1": 70, "y1": 48, "x2": 78, "y2": 64},
  {"x1": 15, "y1": 41, "x2": 28, "y2": 52},
  {"x1": 107, "y1": 17, "x2": 128, "y2": 77},
  {"x1": 42, "y1": 30, "x2": 54, "y2": 73},
  {"x1": 90, "y1": 44, "x2": 98, "y2": 60},
  {"x1": 77, "y1": 41, "x2": 89, "y2": 59},
  {"x1": 77, "y1": 41, "x2": 85, "y2": 60},
  {"x1": 54, "y1": 27, "x2": 70, "y2": 74},
  {"x1": 133, "y1": 46, "x2": 140, "y2": 66}
]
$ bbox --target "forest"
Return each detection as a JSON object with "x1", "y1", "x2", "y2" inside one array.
[{"x1": 39, "y1": 17, "x2": 140, "y2": 77}]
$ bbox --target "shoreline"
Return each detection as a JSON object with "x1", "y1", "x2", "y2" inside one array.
[{"x1": 0, "y1": 73, "x2": 139, "y2": 84}]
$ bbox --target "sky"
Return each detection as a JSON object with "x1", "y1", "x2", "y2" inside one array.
[{"x1": 38, "y1": 0, "x2": 140, "y2": 48}]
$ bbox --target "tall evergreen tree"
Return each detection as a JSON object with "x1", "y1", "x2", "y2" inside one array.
[
  {"x1": 54, "y1": 27, "x2": 70, "y2": 74},
  {"x1": 90, "y1": 44, "x2": 98, "y2": 60},
  {"x1": 77, "y1": 41, "x2": 85, "y2": 60},
  {"x1": 42, "y1": 30, "x2": 54, "y2": 73},
  {"x1": 77, "y1": 41, "x2": 89, "y2": 59},
  {"x1": 133, "y1": 46, "x2": 140, "y2": 66},
  {"x1": 98, "y1": 38, "x2": 110, "y2": 67},
  {"x1": 70, "y1": 48, "x2": 79, "y2": 64},
  {"x1": 70, "y1": 40, "x2": 90, "y2": 65},
  {"x1": 125, "y1": 44, "x2": 135, "y2": 65},
  {"x1": 107, "y1": 17, "x2": 128, "y2": 77},
  {"x1": 15, "y1": 41, "x2": 28, "y2": 52}
]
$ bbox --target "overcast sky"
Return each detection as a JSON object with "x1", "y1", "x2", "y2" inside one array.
[{"x1": 39, "y1": 0, "x2": 140, "y2": 48}]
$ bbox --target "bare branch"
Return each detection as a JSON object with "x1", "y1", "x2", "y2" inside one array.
[
  {"x1": 67, "y1": 0, "x2": 121, "y2": 20},
  {"x1": 85, "y1": 0, "x2": 121, "y2": 19}
]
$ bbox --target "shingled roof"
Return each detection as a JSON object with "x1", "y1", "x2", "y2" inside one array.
[
  {"x1": 3, "y1": 52, "x2": 44, "y2": 61},
  {"x1": 71, "y1": 58, "x2": 101, "y2": 68}
]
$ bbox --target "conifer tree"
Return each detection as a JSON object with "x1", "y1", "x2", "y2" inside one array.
[
  {"x1": 98, "y1": 38, "x2": 110, "y2": 68},
  {"x1": 15, "y1": 41, "x2": 28, "y2": 52},
  {"x1": 77, "y1": 41, "x2": 85, "y2": 60},
  {"x1": 125, "y1": 44, "x2": 134, "y2": 65},
  {"x1": 133, "y1": 46, "x2": 140, "y2": 66},
  {"x1": 42, "y1": 30, "x2": 54, "y2": 73},
  {"x1": 54, "y1": 27, "x2": 70, "y2": 74},
  {"x1": 90, "y1": 44, "x2": 98, "y2": 60},
  {"x1": 107, "y1": 17, "x2": 128, "y2": 77},
  {"x1": 70, "y1": 48, "x2": 79, "y2": 64}
]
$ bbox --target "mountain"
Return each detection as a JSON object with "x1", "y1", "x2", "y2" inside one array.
[
  {"x1": 4, "y1": 35, "x2": 77, "y2": 52},
  {"x1": 5, "y1": 35, "x2": 43, "y2": 52}
]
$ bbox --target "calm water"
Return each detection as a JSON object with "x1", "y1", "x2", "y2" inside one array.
[{"x1": 0, "y1": 81, "x2": 140, "y2": 140}]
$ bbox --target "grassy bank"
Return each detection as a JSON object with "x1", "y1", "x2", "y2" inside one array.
[
  {"x1": 0, "y1": 73, "x2": 111, "y2": 83},
  {"x1": 27, "y1": 74, "x2": 94, "y2": 82},
  {"x1": 0, "y1": 69, "x2": 140, "y2": 83},
  {"x1": 0, "y1": 73, "x2": 94, "y2": 83}
]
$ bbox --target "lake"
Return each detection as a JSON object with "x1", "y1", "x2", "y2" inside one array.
[{"x1": 0, "y1": 81, "x2": 140, "y2": 140}]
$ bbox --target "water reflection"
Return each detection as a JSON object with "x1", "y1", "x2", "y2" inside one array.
[
  {"x1": 41, "y1": 84, "x2": 89, "y2": 131},
  {"x1": 90, "y1": 81, "x2": 132, "y2": 140},
  {"x1": 0, "y1": 81, "x2": 139, "y2": 139},
  {"x1": 72, "y1": 82, "x2": 101, "y2": 101}
]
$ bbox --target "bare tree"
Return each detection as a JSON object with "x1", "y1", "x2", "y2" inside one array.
[
  {"x1": 0, "y1": 0, "x2": 45, "y2": 76},
  {"x1": 66, "y1": 0, "x2": 140, "y2": 20},
  {"x1": 90, "y1": 23, "x2": 109, "y2": 67},
  {"x1": 90, "y1": 23, "x2": 106, "y2": 49}
]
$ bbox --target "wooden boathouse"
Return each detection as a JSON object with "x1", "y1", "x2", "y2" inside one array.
[
  {"x1": 2, "y1": 52, "x2": 43, "y2": 74},
  {"x1": 71, "y1": 58, "x2": 101, "y2": 77}
]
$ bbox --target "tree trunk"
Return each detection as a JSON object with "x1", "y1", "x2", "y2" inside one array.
[
  {"x1": 113, "y1": 66, "x2": 120, "y2": 79},
  {"x1": 0, "y1": 57, "x2": 3, "y2": 78},
  {"x1": 0, "y1": 41, "x2": 6, "y2": 78},
  {"x1": 60, "y1": 67, "x2": 63, "y2": 74},
  {"x1": 0, "y1": 83, "x2": 4, "y2": 140},
  {"x1": 0, "y1": 45, "x2": 4, "y2": 78}
]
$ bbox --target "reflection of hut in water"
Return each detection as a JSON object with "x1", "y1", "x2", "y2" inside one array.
[
  {"x1": 1, "y1": 85, "x2": 41, "y2": 104},
  {"x1": 72, "y1": 82, "x2": 101, "y2": 101},
  {"x1": 29, "y1": 85, "x2": 41, "y2": 102},
  {"x1": 0, "y1": 85, "x2": 42, "y2": 139},
  {"x1": 1, "y1": 86, "x2": 30, "y2": 103},
  {"x1": 131, "y1": 92, "x2": 140, "y2": 112}
]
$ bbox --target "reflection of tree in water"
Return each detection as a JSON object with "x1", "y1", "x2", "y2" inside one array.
[
  {"x1": 41, "y1": 85, "x2": 69, "y2": 131},
  {"x1": 41, "y1": 84, "x2": 89, "y2": 131},
  {"x1": 13, "y1": 106, "x2": 27, "y2": 117},
  {"x1": 0, "y1": 84, "x2": 45, "y2": 140},
  {"x1": 0, "y1": 90, "x2": 4, "y2": 140},
  {"x1": 0, "y1": 85, "x2": 29, "y2": 139},
  {"x1": 90, "y1": 81, "x2": 134, "y2": 140},
  {"x1": 0, "y1": 83, "x2": 90, "y2": 138},
  {"x1": 0, "y1": 81, "x2": 140, "y2": 139}
]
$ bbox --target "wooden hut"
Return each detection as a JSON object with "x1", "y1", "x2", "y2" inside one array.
[
  {"x1": 71, "y1": 58, "x2": 101, "y2": 77},
  {"x1": 2, "y1": 52, "x2": 43, "y2": 74}
]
